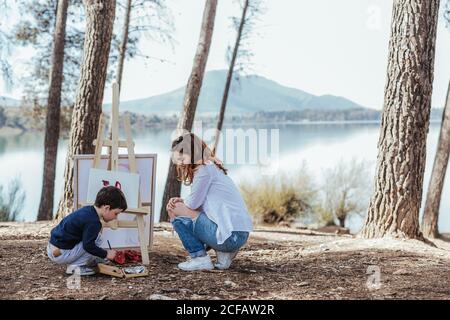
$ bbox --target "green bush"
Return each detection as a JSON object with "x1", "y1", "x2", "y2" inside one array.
[
  {"x1": 0, "y1": 177, "x2": 26, "y2": 222},
  {"x1": 240, "y1": 163, "x2": 317, "y2": 225},
  {"x1": 315, "y1": 158, "x2": 372, "y2": 228},
  {"x1": 239, "y1": 159, "x2": 372, "y2": 228}
]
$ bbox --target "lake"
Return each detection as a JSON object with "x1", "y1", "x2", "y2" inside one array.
[{"x1": 1, "y1": 121, "x2": 449, "y2": 234}]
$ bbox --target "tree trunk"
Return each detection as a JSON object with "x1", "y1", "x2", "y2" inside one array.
[
  {"x1": 56, "y1": 0, "x2": 116, "y2": 218},
  {"x1": 212, "y1": 0, "x2": 249, "y2": 154},
  {"x1": 359, "y1": 0, "x2": 440, "y2": 239},
  {"x1": 37, "y1": 0, "x2": 69, "y2": 221},
  {"x1": 338, "y1": 217, "x2": 345, "y2": 228},
  {"x1": 159, "y1": 0, "x2": 217, "y2": 222},
  {"x1": 116, "y1": 0, "x2": 132, "y2": 90},
  {"x1": 422, "y1": 82, "x2": 450, "y2": 238}
]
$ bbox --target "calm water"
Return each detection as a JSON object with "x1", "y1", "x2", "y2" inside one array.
[{"x1": 1, "y1": 121, "x2": 449, "y2": 234}]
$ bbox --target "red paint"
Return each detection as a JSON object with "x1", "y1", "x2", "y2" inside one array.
[{"x1": 101, "y1": 180, "x2": 122, "y2": 190}]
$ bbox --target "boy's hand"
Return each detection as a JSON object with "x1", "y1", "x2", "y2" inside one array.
[{"x1": 106, "y1": 249, "x2": 117, "y2": 261}]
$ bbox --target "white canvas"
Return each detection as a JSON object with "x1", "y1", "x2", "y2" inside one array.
[{"x1": 86, "y1": 168, "x2": 140, "y2": 209}]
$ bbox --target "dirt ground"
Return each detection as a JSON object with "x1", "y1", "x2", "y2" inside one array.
[{"x1": 1, "y1": 221, "x2": 450, "y2": 300}]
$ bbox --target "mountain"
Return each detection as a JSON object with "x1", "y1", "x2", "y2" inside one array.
[{"x1": 104, "y1": 70, "x2": 368, "y2": 116}]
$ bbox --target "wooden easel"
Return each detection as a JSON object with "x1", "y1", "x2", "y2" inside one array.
[{"x1": 91, "y1": 82, "x2": 150, "y2": 265}]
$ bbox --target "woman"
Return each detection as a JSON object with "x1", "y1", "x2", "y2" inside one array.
[{"x1": 166, "y1": 132, "x2": 253, "y2": 271}]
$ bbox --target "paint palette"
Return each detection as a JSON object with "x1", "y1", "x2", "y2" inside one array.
[{"x1": 98, "y1": 263, "x2": 148, "y2": 278}]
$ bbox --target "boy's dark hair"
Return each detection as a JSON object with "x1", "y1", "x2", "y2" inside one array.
[{"x1": 94, "y1": 186, "x2": 127, "y2": 211}]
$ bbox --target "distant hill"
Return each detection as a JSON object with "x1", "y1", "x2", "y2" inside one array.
[
  {"x1": 2, "y1": 70, "x2": 446, "y2": 118},
  {"x1": 103, "y1": 70, "x2": 369, "y2": 116}
]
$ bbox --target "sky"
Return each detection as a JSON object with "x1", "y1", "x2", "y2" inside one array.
[{"x1": 1, "y1": 0, "x2": 450, "y2": 110}]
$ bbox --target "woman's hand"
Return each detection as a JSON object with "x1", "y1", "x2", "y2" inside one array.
[
  {"x1": 167, "y1": 208, "x2": 176, "y2": 221},
  {"x1": 167, "y1": 197, "x2": 184, "y2": 211},
  {"x1": 166, "y1": 197, "x2": 184, "y2": 221},
  {"x1": 169, "y1": 202, "x2": 199, "y2": 219}
]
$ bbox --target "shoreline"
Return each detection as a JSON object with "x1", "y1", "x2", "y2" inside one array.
[{"x1": 0, "y1": 119, "x2": 444, "y2": 137}]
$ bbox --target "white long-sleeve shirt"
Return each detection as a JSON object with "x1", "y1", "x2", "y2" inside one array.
[{"x1": 184, "y1": 162, "x2": 253, "y2": 244}]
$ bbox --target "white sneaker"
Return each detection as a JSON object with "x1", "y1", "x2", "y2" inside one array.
[
  {"x1": 66, "y1": 265, "x2": 96, "y2": 276},
  {"x1": 214, "y1": 250, "x2": 238, "y2": 270},
  {"x1": 178, "y1": 255, "x2": 214, "y2": 271}
]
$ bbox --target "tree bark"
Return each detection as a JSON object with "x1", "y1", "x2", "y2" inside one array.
[
  {"x1": 212, "y1": 0, "x2": 249, "y2": 154},
  {"x1": 56, "y1": 0, "x2": 116, "y2": 218},
  {"x1": 422, "y1": 82, "x2": 450, "y2": 238},
  {"x1": 159, "y1": 0, "x2": 217, "y2": 222},
  {"x1": 37, "y1": 0, "x2": 69, "y2": 221},
  {"x1": 359, "y1": 0, "x2": 440, "y2": 239},
  {"x1": 116, "y1": 0, "x2": 132, "y2": 90}
]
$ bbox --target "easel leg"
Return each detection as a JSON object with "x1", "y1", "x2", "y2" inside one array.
[
  {"x1": 149, "y1": 211, "x2": 154, "y2": 249},
  {"x1": 137, "y1": 214, "x2": 149, "y2": 265}
]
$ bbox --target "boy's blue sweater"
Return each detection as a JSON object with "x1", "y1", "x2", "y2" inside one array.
[{"x1": 49, "y1": 206, "x2": 107, "y2": 259}]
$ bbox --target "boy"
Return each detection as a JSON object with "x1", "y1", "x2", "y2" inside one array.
[{"x1": 47, "y1": 186, "x2": 127, "y2": 276}]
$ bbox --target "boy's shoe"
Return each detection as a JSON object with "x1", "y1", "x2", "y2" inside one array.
[
  {"x1": 214, "y1": 250, "x2": 238, "y2": 270},
  {"x1": 178, "y1": 255, "x2": 214, "y2": 271},
  {"x1": 86, "y1": 256, "x2": 109, "y2": 267},
  {"x1": 66, "y1": 265, "x2": 96, "y2": 276}
]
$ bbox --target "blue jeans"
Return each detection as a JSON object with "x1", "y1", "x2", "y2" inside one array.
[{"x1": 171, "y1": 212, "x2": 249, "y2": 258}]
